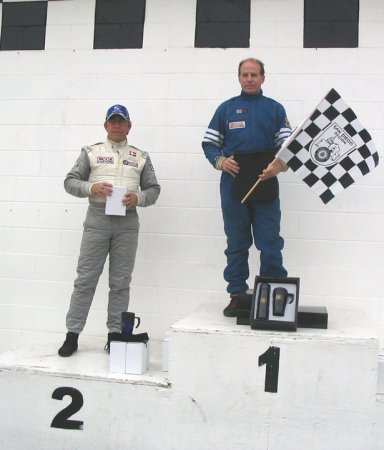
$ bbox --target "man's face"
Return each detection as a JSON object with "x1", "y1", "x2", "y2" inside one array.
[
  {"x1": 238, "y1": 60, "x2": 265, "y2": 95},
  {"x1": 104, "y1": 115, "x2": 131, "y2": 143}
]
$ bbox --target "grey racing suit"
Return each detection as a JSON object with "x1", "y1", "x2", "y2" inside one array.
[{"x1": 64, "y1": 138, "x2": 160, "y2": 334}]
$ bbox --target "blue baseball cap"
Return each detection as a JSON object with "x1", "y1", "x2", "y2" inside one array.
[{"x1": 105, "y1": 104, "x2": 130, "y2": 122}]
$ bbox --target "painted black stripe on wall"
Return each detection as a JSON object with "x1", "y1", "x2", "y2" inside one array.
[
  {"x1": 304, "y1": 0, "x2": 359, "y2": 48},
  {"x1": 195, "y1": 0, "x2": 250, "y2": 48},
  {"x1": 93, "y1": 0, "x2": 146, "y2": 49},
  {"x1": 0, "y1": 1, "x2": 48, "y2": 51},
  {"x1": 0, "y1": 0, "x2": 362, "y2": 51}
]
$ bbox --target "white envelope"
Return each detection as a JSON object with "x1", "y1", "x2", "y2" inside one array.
[{"x1": 105, "y1": 186, "x2": 127, "y2": 216}]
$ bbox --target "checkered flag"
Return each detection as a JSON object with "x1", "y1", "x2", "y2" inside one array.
[{"x1": 277, "y1": 89, "x2": 379, "y2": 204}]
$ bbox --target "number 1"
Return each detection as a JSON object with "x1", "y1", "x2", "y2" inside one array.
[{"x1": 259, "y1": 346, "x2": 280, "y2": 393}]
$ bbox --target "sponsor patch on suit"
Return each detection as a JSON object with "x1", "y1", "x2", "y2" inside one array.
[
  {"x1": 229, "y1": 121, "x2": 245, "y2": 130},
  {"x1": 97, "y1": 156, "x2": 114, "y2": 164},
  {"x1": 123, "y1": 160, "x2": 138, "y2": 168}
]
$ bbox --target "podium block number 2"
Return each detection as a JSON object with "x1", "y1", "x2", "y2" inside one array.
[
  {"x1": 259, "y1": 346, "x2": 280, "y2": 393},
  {"x1": 51, "y1": 387, "x2": 84, "y2": 430}
]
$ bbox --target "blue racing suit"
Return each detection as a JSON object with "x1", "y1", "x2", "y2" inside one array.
[{"x1": 202, "y1": 89, "x2": 292, "y2": 293}]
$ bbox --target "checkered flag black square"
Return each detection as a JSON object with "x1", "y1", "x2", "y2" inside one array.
[{"x1": 277, "y1": 89, "x2": 379, "y2": 204}]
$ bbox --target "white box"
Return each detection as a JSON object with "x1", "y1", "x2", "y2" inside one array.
[
  {"x1": 162, "y1": 332, "x2": 170, "y2": 372},
  {"x1": 146, "y1": 340, "x2": 150, "y2": 370},
  {"x1": 109, "y1": 341, "x2": 127, "y2": 373},
  {"x1": 125, "y1": 342, "x2": 150, "y2": 375},
  {"x1": 377, "y1": 355, "x2": 384, "y2": 394}
]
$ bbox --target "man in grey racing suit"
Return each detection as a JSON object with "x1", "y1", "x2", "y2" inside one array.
[{"x1": 58, "y1": 104, "x2": 160, "y2": 357}]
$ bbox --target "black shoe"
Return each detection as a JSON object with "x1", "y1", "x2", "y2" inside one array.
[
  {"x1": 223, "y1": 292, "x2": 245, "y2": 317},
  {"x1": 58, "y1": 332, "x2": 79, "y2": 357},
  {"x1": 104, "y1": 332, "x2": 124, "y2": 353}
]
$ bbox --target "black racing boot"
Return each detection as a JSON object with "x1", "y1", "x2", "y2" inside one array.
[{"x1": 58, "y1": 332, "x2": 79, "y2": 357}]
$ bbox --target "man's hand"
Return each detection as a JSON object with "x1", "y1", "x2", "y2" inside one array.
[
  {"x1": 259, "y1": 159, "x2": 283, "y2": 181},
  {"x1": 222, "y1": 156, "x2": 239, "y2": 177},
  {"x1": 123, "y1": 192, "x2": 139, "y2": 209},
  {"x1": 91, "y1": 182, "x2": 113, "y2": 201}
]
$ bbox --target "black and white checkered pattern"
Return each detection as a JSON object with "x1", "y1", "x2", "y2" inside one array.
[{"x1": 278, "y1": 89, "x2": 379, "y2": 204}]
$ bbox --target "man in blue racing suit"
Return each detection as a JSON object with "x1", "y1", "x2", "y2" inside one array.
[{"x1": 202, "y1": 58, "x2": 292, "y2": 317}]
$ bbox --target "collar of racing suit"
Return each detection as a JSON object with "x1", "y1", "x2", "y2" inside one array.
[
  {"x1": 106, "y1": 138, "x2": 128, "y2": 148},
  {"x1": 240, "y1": 89, "x2": 263, "y2": 101}
]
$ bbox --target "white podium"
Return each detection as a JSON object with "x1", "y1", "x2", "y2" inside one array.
[
  {"x1": 169, "y1": 303, "x2": 384, "y2": 449},
  {"x1": 0, "y1": 304, "x2": 384, "y2": 449}
]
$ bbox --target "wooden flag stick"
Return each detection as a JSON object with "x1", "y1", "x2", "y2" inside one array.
[{"x1": 241, "y1": 157, "x2": 277, "y2": 203}]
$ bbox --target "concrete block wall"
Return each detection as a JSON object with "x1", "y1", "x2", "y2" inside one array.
[{"x1": 0, "y1": 0, "x2": 383, "y2": 352}]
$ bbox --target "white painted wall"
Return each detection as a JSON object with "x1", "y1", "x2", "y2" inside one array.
[{"x1": 0, "y1": 0, "x2": 383, "y2": 352}]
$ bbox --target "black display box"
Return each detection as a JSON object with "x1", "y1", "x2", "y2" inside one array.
[
  {"x1": 297, "y1": 306, "x2": 328, "y2": 329},
  {"x1": 250, "y1": 276, "x2": 300, "y2": 332},
  {"x1": 236, "y1": 293, "x2": 253, "y2": 326},
  {"x1": 238, "y1": 301, "x2": 328, "y2": 330}
]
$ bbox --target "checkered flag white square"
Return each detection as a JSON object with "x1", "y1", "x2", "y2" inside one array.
[{"x1": 277, "y1": 89, "x2": 379, "y2": 204}]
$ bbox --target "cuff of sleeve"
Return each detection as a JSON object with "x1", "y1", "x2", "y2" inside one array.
[
  {"x1": 277, "y1": 158, "x2": 288, "y2": 172},
  {"x1": 136, "y1": 193, "x2": 142, "y2": 206},
  {"x1": 88, "y1": 183, "x2": 94, "y2": 195},
  {"x1": 215, "y1": 156, "x2": 226, "y2": 171}
]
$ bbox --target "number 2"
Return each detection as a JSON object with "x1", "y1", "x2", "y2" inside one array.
[{"x1": 51, "y1": 387, "x2": 84, "y2": 430}]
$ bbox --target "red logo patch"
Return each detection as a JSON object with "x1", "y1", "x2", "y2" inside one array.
[
  {"x1": 97, "y1": 156, "x2": 114, "y2": 164},
  {"x1": 229, "y1": 121, "x2": 245, "y2": 130}
]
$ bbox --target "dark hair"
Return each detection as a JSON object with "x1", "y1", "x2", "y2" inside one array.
[{"x1": 238, "y1": 58, "x2": 265, "y2": 77}]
